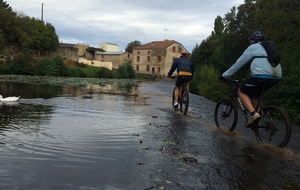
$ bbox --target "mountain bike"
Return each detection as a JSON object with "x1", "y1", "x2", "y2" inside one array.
[
  {"x1": 214, "y1": 79, "x2": 291, "y2": 148},
  {"x1": 171, "y1": 77, "x2": 189, "y2": 115}
]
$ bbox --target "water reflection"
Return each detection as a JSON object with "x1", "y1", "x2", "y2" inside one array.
[{"x1": 0, "y1": 78, "x2": 144, "y2": 190}]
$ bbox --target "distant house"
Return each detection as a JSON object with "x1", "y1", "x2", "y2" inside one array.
[
  {"x1": 58, "y1": 43, "x2": 130, "y2": 70},
  {"x1": 99, "y1": 42, "x2": 119, "y2": 52},
  {"x1": 95, "y1": 51, "x2": 132, "y2": 69},
  {"x1": 132, "y1": 40, "x2": 188, "y2": 76}
]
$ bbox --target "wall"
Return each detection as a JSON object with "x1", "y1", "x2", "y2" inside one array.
[
  {"x1": 131, "y1": 43, "x2": 187, "y2": 76},
  {"x1": 78, "y1": 58, "x2": 112, "y2": 70}
]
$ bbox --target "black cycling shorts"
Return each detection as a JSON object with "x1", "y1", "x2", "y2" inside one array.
[
  {"x1": 240, "y1": 77, "x2": 280, "y2": 99},
  {"x1": 176, "y1": 75, "x2": 193, "y2": 87}
]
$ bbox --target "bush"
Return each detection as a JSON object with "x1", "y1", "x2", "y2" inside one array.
[
  {"x1": 53, "y1": 55, "x2": 68, "y2": 77},
  {"x1": 4, "y1": 54, "x2": 38, "y2": 75},
  {"x1": 192, "y1": 64, "x2": 227, "y2": 102},
  {"x1": 81, "y1": 66, "x2": 101, "y2": 78},
  {"x1": 37, "y1": 57, "x2": 59, "y2": 76},
  {"x1": 97, "y1": 67, "x2": 112, "y2": 78},
  {"x1": 67, "y1": 66, "x2": 85, "y2": 77},
  {"x1": 117, "y1": 62, "x2": 135, "y2": 79}
]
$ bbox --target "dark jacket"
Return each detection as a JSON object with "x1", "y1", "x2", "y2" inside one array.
[{"x1": 168, "y1": 57, "x2": 194, "y2": 76}]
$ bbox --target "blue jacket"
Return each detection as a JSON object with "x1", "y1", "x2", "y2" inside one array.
[{"x1": 168, "y1": 57, "x2": 194, "y2": 76}]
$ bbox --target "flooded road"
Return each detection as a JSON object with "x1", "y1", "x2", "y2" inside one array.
[{"x1": 0, "y1": 75, "x2": 299, "y2": 190}]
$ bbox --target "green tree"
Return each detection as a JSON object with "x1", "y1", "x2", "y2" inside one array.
[
  {"x1": 0, "y1": 0, "x2": 13, "y2": 12},
  {"x1": 191, "y1": 0, "x2": 300, "y2": 125},
  {"x1": 117, "y1": 62, "x2": 135, "y2": 79},
  {"x1": 125, "y1": 40, "x2": 141, "y2": 53}
]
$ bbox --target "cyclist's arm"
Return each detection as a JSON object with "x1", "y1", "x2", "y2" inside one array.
[
  {"x1": 168, "y1": 60, "x2": 178, "y2": 77},
  {"x1": 222, "y1": 47, "x2": 253, "y2": 78}
]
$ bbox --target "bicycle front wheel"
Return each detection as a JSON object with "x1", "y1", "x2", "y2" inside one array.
[
  {"x1": 254, "y1": 105, "x2": 291, "y2": 148},
  {"x1": 214, "y1": 98, "x2": 238, "y2": 132},
  {"x1": 180, "y1": 88, "x2": 189, "y2": 115}
]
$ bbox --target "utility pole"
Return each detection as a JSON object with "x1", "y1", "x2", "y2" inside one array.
[{"x1": 41, "y1": 3, "x2": 44, "y2": 21}]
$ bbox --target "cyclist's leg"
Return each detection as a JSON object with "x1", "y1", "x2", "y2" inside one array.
[
  {"x1": 183, "y1": 76, "x2": 193, "y2": 91},
  {"x1": 174, "y1": 76, "x2": 184, "y2": 106},
  {"x1": 239, "y1": 77, "x2": 263, "y2": 126},
  {"x1": 239, "y1": 77, "x2": 263, "y2": 113},
  {"x1": 252, "y1": 78, "x2": 280, "y2": 112}
]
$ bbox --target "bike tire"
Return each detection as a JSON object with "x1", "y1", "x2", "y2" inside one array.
[
  {"x1": 214, "y1": 98, "x2": 238, "y2": 132},
  {"x1": 180, "y1": 88, "x2": 189, "y2": 115},
  {"x1": 253, "y1": 105, "x2": 291, "y2": 148}
]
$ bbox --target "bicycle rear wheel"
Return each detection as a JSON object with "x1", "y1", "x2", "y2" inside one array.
[
  {"x1": 180, "y1": 88, "x2": 189, "y2": 115},
  {"x1": 253, "y1": 105, "x2": 291, "y2": 148},
  {"x1": 214, "y1": 98, "x2": 238, "y2": 132}
]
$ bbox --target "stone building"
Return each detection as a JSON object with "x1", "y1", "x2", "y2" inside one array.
[
  {"x1": 58, "y1": 43, "x2": 128, "y2": 69},
  {"x1": 132, "y1": 40, "x2": 188, "y2": 76},
  {"x1": 58, "y1": 40, "x2": 187, "y2": 74}
]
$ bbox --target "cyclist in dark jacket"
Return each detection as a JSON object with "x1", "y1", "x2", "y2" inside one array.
[{"x1": 168, "y1": 52, "x2": 194, "y2": 108}]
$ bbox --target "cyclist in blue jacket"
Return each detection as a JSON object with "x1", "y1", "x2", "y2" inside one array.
[
  {"x1": 168, "y1": 52, "x2": 194, "y2": 108},
  {"x1": 219, "y1": 31, "x2": 282, "y2": 127}
]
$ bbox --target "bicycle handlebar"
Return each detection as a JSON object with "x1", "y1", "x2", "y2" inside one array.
[
  {"x1": 224, "y1": 79, "x2": 245, "y2": 84},
  {"x1": 168, "y1": 75, "x2": 177, "y2": 79}
]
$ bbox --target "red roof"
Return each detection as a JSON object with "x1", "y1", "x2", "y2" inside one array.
[{"x1": 133, "y1": 40, "x2": 182, "y2": 50}]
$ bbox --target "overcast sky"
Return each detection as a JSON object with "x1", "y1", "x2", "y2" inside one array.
[{"x1": 7, "y1": 0, "x2": 244, "y2": 52}]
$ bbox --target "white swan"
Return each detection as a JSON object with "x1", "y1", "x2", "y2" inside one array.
[{"x1": 0, "y1": 95, "x2": 20, "y2": 102}]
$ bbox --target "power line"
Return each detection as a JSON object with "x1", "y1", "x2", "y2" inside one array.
[{"x1": 23, "y1": 0, "x2": 132, "y2": 43}]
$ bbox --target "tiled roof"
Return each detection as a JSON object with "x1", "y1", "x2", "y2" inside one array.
[{"x1": 133, "y1": 40, "x2": 181, "y2": 50}]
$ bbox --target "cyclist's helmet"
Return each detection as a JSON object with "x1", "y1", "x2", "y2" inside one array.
[
  {"x1": 249, "y1": 31, "x2": 264, "y2": 42},
  {"x1": 180, "y1": 52, "x2": 188, "y2": 58}
]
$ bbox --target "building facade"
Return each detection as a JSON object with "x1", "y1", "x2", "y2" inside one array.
[
  {"x1": 132, "y1": 40, "x2": 187, "y2": 76},
  {"x1": 99, "y1": 42, "x2": 119, "y2": 52}
]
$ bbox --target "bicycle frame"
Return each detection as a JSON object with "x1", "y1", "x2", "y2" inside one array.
[
  {"x1": 215, "y1": 79, "x2": 291, "y2": 147},
  {"x1": 172, "y1": 80, "x2": 189, "y2": 115},
  {"x1": 228, "y1": 80, "x2": 267, "y2": 127},
  {"x1": 227, "y1": 80, "x2": 250, "y2": 120}
]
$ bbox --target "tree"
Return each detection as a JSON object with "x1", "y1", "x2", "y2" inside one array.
[
  {"x1": 191, "y1": 0, "x2": 300, "y2": 125},
  {"x1": 0, "y1": 0, "x2": 13, "y2": 12},
  {"x1": 125, "y1": 40, "x2": 141, "y2": 53}
]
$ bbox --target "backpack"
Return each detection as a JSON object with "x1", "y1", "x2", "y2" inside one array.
[{"x1": 254, "y1": 40, "x2": 281, "y2": 67}]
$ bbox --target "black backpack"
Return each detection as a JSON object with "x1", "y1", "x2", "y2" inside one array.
[{"x1": 254, "y1": 40, "x2": 281, "y2": 67}]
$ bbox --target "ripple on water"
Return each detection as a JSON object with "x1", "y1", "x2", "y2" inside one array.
[{"x1": 0, "y1": 95, "x2": 146, "y2": 189}]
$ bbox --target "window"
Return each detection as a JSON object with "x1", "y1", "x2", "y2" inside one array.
[
  {"x1": 136, "y1": 65, "x2": 139, "y2": 71},
  {"x1": 137, "y1": 56, "x2": 140, "y2": 62},
  {"x1": 152, "y1": 67, "x2": 155, "y2": 74},
  {"x1": 179, "y1": 48, "x2": 182, "y2": 53},
  {"x1": 146, "y1": 65, "x2": 150, "y2": 71},
  {"x1": 158, "y1": 67, "x2": 161, "y2": 73},
  {"x1": 148, "y1": 51, "x2": 151, "y2": 54},
  {"x1": 172, "y1": 47, "x2": 176, "y2": 53},
  {"x1": 158, "y1": 56, "x2": 161, "y2": 62},
  {"x1": 147, "y1": 56, "x2": 150, "y2": 62}
]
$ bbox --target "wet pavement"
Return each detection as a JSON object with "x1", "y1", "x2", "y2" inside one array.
[
  {"x1": 130, "y1": 77, "x2": 300, "y2": 190},
  {"x1": 0, "y1": 75, "x2": 299, "y2": 190}
]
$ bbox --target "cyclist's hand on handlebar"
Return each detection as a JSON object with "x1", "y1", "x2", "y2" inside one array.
[{"x1": 218, "y1": 76, "x2": 227, "y2": 82}]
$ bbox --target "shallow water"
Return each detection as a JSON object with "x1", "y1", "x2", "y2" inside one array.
[
  {"x1": 0, "y1": 77, "x2": 145, "y2": 190},
  {"x1": 1, "y1": 76, "x2": 300, "y2": 189}
]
